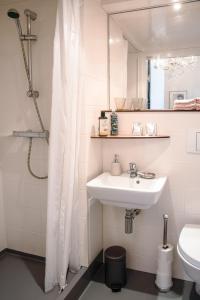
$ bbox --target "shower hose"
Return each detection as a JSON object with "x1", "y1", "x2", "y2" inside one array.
[{"x1": 20, "y1": 34, "x2": 48, "y2": 179}]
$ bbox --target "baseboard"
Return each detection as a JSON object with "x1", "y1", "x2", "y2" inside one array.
[
  {"x1": 92, "y1": 264, "x2": 188, "y2": 296},
  {"x1": 65, "y1": 250, "x2": 103, "y2": 300},
  {"x1": 0, "y1": 248, "x2": 7, "y2": 257},
  {"x1": 0, "y1": 248, "x2": 45, "y2": 263}
]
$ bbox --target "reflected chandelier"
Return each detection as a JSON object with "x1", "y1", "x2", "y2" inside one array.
[{"x1": 153, "y1": 56, "x2": 198, "y2": 74}]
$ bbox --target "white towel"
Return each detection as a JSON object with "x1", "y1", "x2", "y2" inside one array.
[{"x1": 174, "y1": 99, "x2": 196, "y2": 105}]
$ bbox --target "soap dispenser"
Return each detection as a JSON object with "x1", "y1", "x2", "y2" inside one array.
[{"x1": 111, "y1": 154, "x2": 122, "y2": 176}]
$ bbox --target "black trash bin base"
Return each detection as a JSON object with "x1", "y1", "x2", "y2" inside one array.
[
  {"x1": 105, "y1": 246, "x2": 127, "y2": 292},
  {"x1": 111, "y1": 286, "x2": 121, "y2": 293}
]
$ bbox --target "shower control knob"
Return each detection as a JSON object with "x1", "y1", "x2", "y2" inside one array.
[
  {"x1": 27, "y1": 90, "x2": 39, "y2": 98},
  {"x1": 27, "y1": 90, "x2": 32, "y2": 97}
]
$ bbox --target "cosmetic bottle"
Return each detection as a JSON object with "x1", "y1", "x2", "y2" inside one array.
[
  {"x1": 99, "y1": 111, "x2": 109, "y2": 136},
  {"x1": 110, "y1": 111, "x2": 118, "y2": 136}
]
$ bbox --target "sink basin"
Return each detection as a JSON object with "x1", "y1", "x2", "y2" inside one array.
[{"x1": 87, "y1": 172, "x2": 167, "y2": 209}]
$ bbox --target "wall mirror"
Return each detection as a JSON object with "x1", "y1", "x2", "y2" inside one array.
[{"x1": 108, "y1": 0, "x2": 200, "y2": 111}]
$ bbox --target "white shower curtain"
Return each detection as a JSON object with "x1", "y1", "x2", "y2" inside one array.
[{"x1": 45, "y1": 0, "x2": 82, "y2": 292}]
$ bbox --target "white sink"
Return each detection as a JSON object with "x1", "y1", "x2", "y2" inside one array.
[{"x1": 87, "y1": 172, "x2": 167, "y2": 209}]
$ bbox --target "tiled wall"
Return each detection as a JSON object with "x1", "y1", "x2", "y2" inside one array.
[
  {"x1": 0, "y1": 0, "x2": 57, "y2": 256},
  {"x1": 102, "y1": 111, "x2": 200, "y2": 280},
  {"x1": 80, "y1": 0, "x2": 107, "y2": 266},
  {"x1": 0, "y1": 171, "x2": 6, "y2": 251}
]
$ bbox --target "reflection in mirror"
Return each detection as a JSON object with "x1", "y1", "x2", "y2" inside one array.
[
  {"x1": 109, "y1": 1, "x2": 200, "y2": 111},
  {"x1": 148, "y1": 55, "x2": 200, "y2": 109}
]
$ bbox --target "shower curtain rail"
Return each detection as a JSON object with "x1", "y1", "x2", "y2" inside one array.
[{"x1": 13, "y1": 130, "x2": 49, "y2": 139}]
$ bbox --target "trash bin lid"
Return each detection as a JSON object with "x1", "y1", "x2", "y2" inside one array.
[{"x1": 105, "y1": 246, "x2": 126, "y2": 261}]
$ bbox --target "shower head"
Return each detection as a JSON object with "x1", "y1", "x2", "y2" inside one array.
[
  {"x1": 7, "y1": 9, "x2": 22, "y2": 36},
  {"x1": 7, "y1": 9, "x2": 20, "y2": 19}
]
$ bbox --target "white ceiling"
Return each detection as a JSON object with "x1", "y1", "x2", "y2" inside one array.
[
  {"x1": 102, "y1": 0, "x2": 184, "y2": 14},
  {"x1": 110, "y1": 1, "x2": 200, "y2": 55},
  {"x1": 102, "y1": 0, "x2": 128, "y2": 3}
]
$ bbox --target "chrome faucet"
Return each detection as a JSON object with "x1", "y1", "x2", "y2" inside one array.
[{"x1": 128, "y1": 162, "x2": 137, "y2": 178}]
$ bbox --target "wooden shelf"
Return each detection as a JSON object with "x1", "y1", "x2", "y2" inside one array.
[
  {"x1": 102, "y1": 109, "x2": 200, "y2": 113},
  {"x1": 91, "y1": 135, "x2": 170, "y2": 139}
]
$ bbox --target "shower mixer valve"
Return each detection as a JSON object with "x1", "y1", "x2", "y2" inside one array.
[{"x1": 20, "y1": 34, "x2": 37, "y2": 41}]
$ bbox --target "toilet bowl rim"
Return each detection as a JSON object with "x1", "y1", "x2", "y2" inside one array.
[{"x1": 177, "y1": 245, "x2": 200, "y2": 271}]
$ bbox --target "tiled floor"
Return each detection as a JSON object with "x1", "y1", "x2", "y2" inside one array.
[
  {"x1": 1, "y1": 253, "x2": 199, "y2": 300},
  {"x1": 0, "y1": 253, "x2": 59, "y2": 300},
  {"x1": 79, "y1": 266, "x2": 200, "y2": 300},
  {"x1": 79, "y1": 281, "x2": 199, "y2": 300}
]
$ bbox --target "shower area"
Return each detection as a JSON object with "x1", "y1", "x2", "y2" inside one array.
[
  {"x1": 8, "y1": 7, "x2": 49, "y2": 179},
  {"x1": 0, "y1": 0, "x2": 81, "y2": 298},
  {"x1": 0, "y1": 0, "x2": 56, "y2": 259}
]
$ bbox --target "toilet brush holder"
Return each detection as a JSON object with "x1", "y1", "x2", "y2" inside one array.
[{"x1": 155, "y1": 244, "x2": 174, "y2": 292}]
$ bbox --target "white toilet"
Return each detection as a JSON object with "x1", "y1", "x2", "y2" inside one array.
[{"x1": 177, "y1": 224, "x2": 200, "y2": 295}]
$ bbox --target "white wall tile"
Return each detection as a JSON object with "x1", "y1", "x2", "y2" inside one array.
[
  {"x1": 81, "y1": 0, "x2": 108, "y2": 266},
  {"x1": 79, "y1": 216, "x2": 89, "y2": 267},
  {"x1": 83, "y1": 0, "x2": 108, "y2": 81},
  {"x1": 0, "y1": 170, "x2": 7, "y2": 251},
  {"x1": 185, "y1": 188, "x2": 200, "y2": 215},
  {"x1": 88, "y1": 198, "x2": 103, "y2": 263},
  {"x1": 102, "y1": 112, "x2": 200, "y2": 280}
]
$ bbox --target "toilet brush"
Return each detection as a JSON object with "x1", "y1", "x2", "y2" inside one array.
[{"x1": 155, "y1": 214, "x2": 174, "y2": 292}]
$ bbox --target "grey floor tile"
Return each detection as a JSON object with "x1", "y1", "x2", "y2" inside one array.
[
  {"x1": 0, "y1": 254, "x2": 59, "y2": 300},
  {"x1": 79, "y1": 281, "x2": 199, "y2": 300}
]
